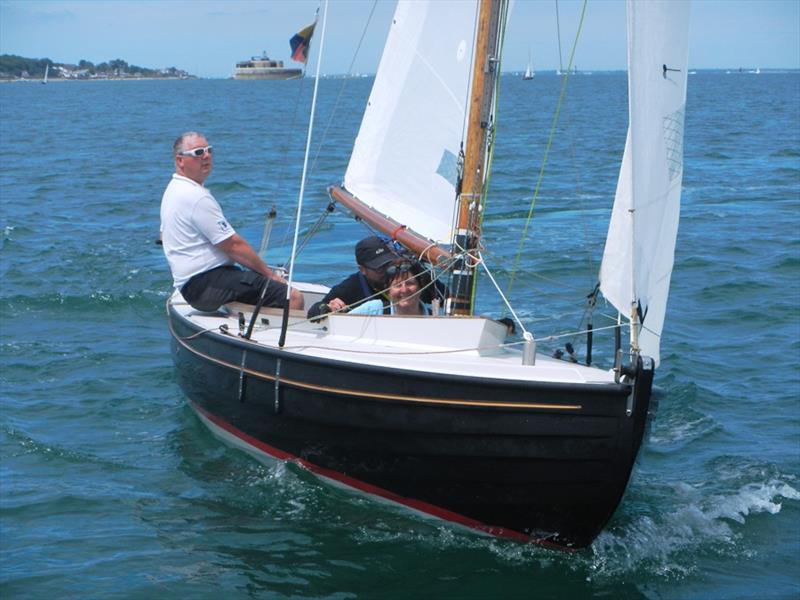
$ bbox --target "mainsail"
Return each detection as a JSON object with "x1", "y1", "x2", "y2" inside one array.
[
  {"x1": 343, "y1": 0, "x2": 479, "y2": 245},
  {"x1": 600, "y1": 0, "x2": 690, "y2": 367}
]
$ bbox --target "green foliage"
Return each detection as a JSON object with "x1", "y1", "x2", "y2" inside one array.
[
  {"x1": 0, "y1": 55, "x2": 51, "y2": 78},
  {"x1": 0, "y1": 54, "x2": 192, "y2": 79}
]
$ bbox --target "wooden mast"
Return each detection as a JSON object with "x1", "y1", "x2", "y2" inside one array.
[{"x1": 447, "y1": 0, "x2": 504, "y2": 316}]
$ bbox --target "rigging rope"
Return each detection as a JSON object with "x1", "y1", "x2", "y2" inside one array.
[
  {"x1": 257, "y1": 6, "x2": 319, "y2": 259},
  {"x1": 312, "y1": 252, "x2": 460, "y2": 319},
  {"x1": 277, "y1": 1, "x2": 380, "y2": 260},
  {"x1": 280, "y1": 0, "x2": 329, "y2": 349},
  {"x1": 307, "y1": 1, "x2": 378, "y2": 179},
  {"x1": 555, "y1": 0, "x2": 565, "y2": 74},
  {"x1": 176, "y1": 308, "x2": 624, "y2": 358},
  {"x1": 504, "y1": 0, "x2": 588, "y2": 302},
  {"x1": 478, "y1": 253, "x2": 529, "y2": 338}
]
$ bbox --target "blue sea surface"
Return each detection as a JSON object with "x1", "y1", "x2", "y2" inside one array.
[{"x1": 1, "y1": 71, "x2": 799, "y2": 599}]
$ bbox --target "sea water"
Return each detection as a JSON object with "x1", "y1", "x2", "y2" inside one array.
[{"x1": 1, "y1": 72, "x2": 798, "y2": 599}]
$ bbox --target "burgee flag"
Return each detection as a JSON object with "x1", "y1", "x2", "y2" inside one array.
[{"x1": 290, "y1": 23, "x2": 316, "y2": 64}]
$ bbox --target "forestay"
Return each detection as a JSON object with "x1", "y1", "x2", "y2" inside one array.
[
  {"x1": 600, "y1": 0, "x2": 690, "y2": 367},
  {"x1": 344, "y1": 0, "x2": 479, "y2": 245}
]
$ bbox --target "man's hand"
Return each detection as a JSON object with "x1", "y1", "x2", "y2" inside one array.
[
  {"x1": 326, "y1": 298, "x2": 347, "y2": 313},
  {"x1": 216, "y1": 234, "x2": 304, "y2": 309}
]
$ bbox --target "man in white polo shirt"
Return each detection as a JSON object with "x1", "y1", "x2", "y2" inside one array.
[{"x1": 160, "y1": 131, "x2": 304, "y2": 312}]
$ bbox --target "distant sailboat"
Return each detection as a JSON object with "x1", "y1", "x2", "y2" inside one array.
[
  {"x1": 523, "y1": 50, "x2": 534, "y2": 80},
  {"x1": 42, "y1": 64, "x2": 49, "y2": 85}
]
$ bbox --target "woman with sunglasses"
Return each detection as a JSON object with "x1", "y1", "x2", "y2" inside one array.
[{"x1": 348, "y1": 261, "x2": 431, "y2": 316}]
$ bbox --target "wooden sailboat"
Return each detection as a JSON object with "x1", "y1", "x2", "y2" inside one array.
[{"x1": 166, "y1": 0, "x2": 690, "y2": 549}]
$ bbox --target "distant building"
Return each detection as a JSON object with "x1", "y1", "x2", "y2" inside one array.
[{"x1": 233, "y1": 53, "x2": 302, "y2": 80}]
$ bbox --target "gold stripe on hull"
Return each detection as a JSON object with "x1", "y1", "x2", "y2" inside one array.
[{"x1": 169, "y1": 316, "x2": 584, "y2": 411}]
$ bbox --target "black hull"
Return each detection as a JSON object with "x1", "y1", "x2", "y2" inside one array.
[{"x1": 169, "y1": 307, "x2": 654, "y2": 549}]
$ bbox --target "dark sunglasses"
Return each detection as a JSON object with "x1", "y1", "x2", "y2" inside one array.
[
  {"x1": 177, "y1": 145, "x2": 213, "y2": 157},
  {"x1": 385, "y1": 262, "x2": 413, "y2": 277}
]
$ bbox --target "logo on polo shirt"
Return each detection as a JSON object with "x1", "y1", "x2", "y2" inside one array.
[{"x1": 217, "y1": 220, "x2": 229, "y2": 232}]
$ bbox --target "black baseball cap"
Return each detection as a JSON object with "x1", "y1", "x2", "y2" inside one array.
[{"x1": 355, "y1": 236, "x2": 396, "y2": 270}]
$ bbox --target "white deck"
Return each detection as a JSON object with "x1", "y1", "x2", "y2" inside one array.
[{"x1": 169, "y1": 287, "x2": 618, "y2": 385}]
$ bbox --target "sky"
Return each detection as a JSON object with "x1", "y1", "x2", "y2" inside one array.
[{"x1": 1, "y1": 0, "x2": 798, "y2": 78}]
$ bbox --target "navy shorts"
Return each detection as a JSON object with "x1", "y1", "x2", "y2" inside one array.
[{"x1": 181, "y1": 265, "x2": 288, "y2": 312}]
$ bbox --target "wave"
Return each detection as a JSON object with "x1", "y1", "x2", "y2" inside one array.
[
  {"x1": 694, "y1": 279, "x2": 772, "y2": 302},
  {"x1": 210, "y1": 181, "x2": 252, "y2": 193},
  {"x1": 703, "y1": 151, "x2": 732, "y2": 160},
  {"x1": 770, "y1": 148, "x2": 800, "y2": 158},
  {"x1": 770, "y1": 167, "x2": 800, "y2": 178},
  {"x1": 647, "y1": 385, "x2": 722, "y2": 452},
  {"x1": 2, "y1": 423, "x2": 135, "y2": 472},
  {"x1": 344, "y1": 467, "x2": 799, "y2": 585},
  {"x1": 0, "y1": 289, "x2": 169, "y2": 316},
  {"x1": 587, "y1": 470, "x2": 800, "y2": 580}
]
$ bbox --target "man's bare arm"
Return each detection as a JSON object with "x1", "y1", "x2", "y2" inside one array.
[
  {"x1": 216, "y1": 234, "x2": 304, "y2": 309},
  {"x1": 216, "y1": 234, "x2": 278, "y2": 280}
]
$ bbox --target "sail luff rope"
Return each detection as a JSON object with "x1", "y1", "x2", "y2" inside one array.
[
  {"x1": 283, "y1": 0, "x2": 329, "y2": 313},
  {"x1": 503, "y1": 0, "x2": 588, "y2": 302}
]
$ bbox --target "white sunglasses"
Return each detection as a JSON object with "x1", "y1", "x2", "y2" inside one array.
[{"x1": 177, "y1": 145, "x2": 213, "y2": 157}]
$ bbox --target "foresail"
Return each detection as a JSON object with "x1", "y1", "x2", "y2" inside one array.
[
  {"x1": 344, "y1": 0, "x2": 479, "y2": 245},
  {"x1": 599, "y1": 0, "x2": 690, "y2": 367}
]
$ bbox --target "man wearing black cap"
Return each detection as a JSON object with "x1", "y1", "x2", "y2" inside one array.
[{"x1": 307, "y1": 236, "x2": 399, "y2": 319}]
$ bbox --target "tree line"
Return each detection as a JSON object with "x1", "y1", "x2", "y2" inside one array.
[{"x1": 0, "y1": 54, "x2": 191, "y2": 79}]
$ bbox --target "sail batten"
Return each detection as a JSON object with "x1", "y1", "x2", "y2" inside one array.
[{"x1": 600, "y1": 0, "x2": 691, "y2": 367}]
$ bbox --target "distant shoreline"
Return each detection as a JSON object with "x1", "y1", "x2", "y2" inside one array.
[
  {"x1": 2, "y1": 68, "x2": 797, "y2": 84},
  {"x1": 0, "y1": 77, "x2": 195, "y2": 83}
]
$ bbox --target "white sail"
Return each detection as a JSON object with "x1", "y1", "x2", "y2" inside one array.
[
  {"x1": 523, "y1": 62, "x2": 534, "y2": 79},
  {"x1": 523, "y1": 49, "x2": 534, "y2": 79},
  {"x1": 599, "y1": 0, "x2": 690, "y2": 367},
  {"x1": 344, "y1": 0, "x2": 479, "y2": 244}
]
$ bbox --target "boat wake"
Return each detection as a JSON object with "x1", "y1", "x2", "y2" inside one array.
[
  {"x1": 2, "y1": 424, "x2": 133, "y2": 471},
  {"x1": 588, "y1": 472, "x2": 799, "y2": 580},
  {"x1": 646, "y1": 381, "x2": 721, "y2": 451}
]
